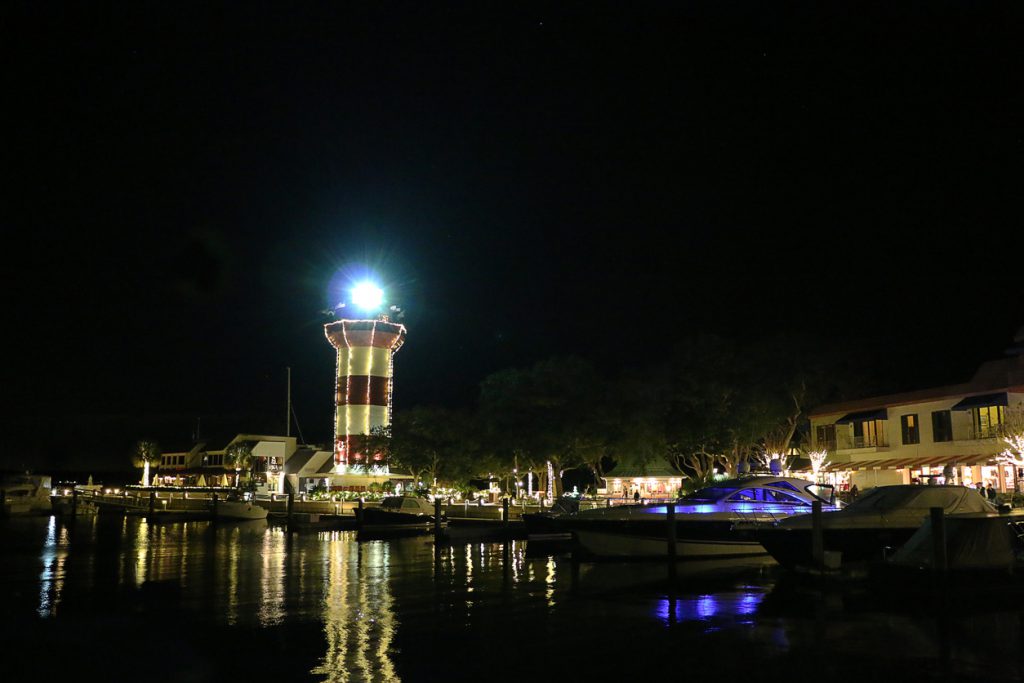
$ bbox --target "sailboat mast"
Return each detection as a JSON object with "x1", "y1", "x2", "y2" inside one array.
[{"x1": 286, "y1": 366, "x2": 292, "y2": 437}]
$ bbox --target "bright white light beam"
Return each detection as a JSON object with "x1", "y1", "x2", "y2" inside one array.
[{"x1": 351, "y1": 281, "x2": 384, "y2": 311}]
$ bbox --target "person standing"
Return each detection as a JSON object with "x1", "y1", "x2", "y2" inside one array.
[{"x1": 987, "y1": 485, "x2": 998, "y2": 504}]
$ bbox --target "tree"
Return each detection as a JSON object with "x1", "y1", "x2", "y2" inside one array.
[
  {"x1": 132, "y1": 439, "x2": 161, "y2": 487},
  {"x1": 997, "y1": 404, "x2": 1024, "y2": 467},
  {"x1": 369, "y1": 407, "x2": 484, "y2": 490},
  {"x1": 224, "y1": 441, "x2": 254, "y2": 489},
  {"x1": 664, "y1": 333, "x2": 876, "y2": 480},
  {"x1": 479, "y1": 357, "x2": 612, "y2": 497}
]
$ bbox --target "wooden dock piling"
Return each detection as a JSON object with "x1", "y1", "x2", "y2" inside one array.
[
  {"x1": 930, "y1": 506, "x2": 947, "y2": 572},
  {"x1": 149, "y1": 490, "x2": 156, "y2": 517},
  {"x1": 71, "y1": 488, "x2": 78, "y2": 517},
  {"x1": 811, "y1": 501, "x2": 824, "y2": 571},
  {"x1": 502, "y1": 498, "x2": 510, "y2": 536},
  {"x1": 434, "y1": 498, "x2": 443, "y2": 543},
  {"x1": 667, "y1": 500, "x2": 678, "y2": 583}
]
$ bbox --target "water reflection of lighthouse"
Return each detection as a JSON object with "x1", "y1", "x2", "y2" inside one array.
[{"x1": 324, "y1": 285, "x2": 406, "y2": 468}]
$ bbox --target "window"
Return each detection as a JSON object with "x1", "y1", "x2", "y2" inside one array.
[
  {"x1": 728, "y1": 489, "x2": 759, "y2": 502},
  {"x1": 765, "y1": 489, "x2": 807, "y2": 505},
  {"x1": 932, "y1": 410, "x2": 953, "y2": 442},
  {"x1": 974, "y1": 405, "x2": 1004, "y2": 439},
  {"x1": 901, "y1": 414, "x2": 920, "y2": 445},
  {"x1": 815, "y1": 424, "x2": 837, "y2": 450},
  {"x1": 853, "y1": 419, "x2": 885, "y2": 447}
]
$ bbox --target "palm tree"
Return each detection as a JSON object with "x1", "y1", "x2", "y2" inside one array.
[
  {"x1": 224, "y1": 441, "x2": 254, "y2": 489},
  {"x1": 133, "y1": 440, "x2": 161, "y2": 487}
]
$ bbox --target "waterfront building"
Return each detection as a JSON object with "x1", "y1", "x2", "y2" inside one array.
[
  {"x1": 601, "y1": 461, "x2": 683, "y2": 501},
  {"x1": 154, "y1": 433, "x2": 412, "y2": 494},
  {"x1": 809, "y1": 336, "x2": 1023, "y2": 493}
]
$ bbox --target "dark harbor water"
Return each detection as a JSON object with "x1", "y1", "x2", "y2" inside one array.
[{"x1": 3, "y1": 515, "x2": 1023, "y2": 682}]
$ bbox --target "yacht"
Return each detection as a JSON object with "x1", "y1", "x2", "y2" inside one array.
[
  {"x1": 756, "y1": 484, "x2": 995, "y2": 571},
  {"x1": 2, "y1": 475, "x2": 53, "y2": 516},
  {"x1": 561, "y1": 476, "x2": 838, "y2": 559},
  {"x1": 522, "y1": 497, "x2": 580, "y2": 543},
  {"x1": 359, "y1": 495, "x2": 446, "y2": 534}
]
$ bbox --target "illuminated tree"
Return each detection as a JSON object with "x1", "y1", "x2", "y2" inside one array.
[
  {"x1": 224, "y1": 441, "x2": 254, "y2": 489},
  {"x1": 807, "y1": 449, "x2": 829, "y2": 479},
  {"x1": 133, "y1": 439, "x2": 161, "y2": 487},
  {"x1": 997, "y1": 405, "x2": 1024, "y2": 467}
]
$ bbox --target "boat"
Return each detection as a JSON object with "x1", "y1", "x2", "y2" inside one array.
[
  {"x1": 213, "y1": 498, "x2": 268, "y2": 520},
  {"x1": 2, "y1": 475, "x2": 53, "y2": 516},
  {"x1": 560, "y1": 476, "x2": 839, "y2": 560},
  {"x1": 359, "y1": 495, "x2": 446, "y2": 535},
  {"x1": 756, "y1": 484, "x2": 995, "y2": 572},
  {"x1": 522, "y1": 497, "x2": 580, "y2": 543},
  {"x1": 887, "y1": 509, "x2": 1024, "y2": 573}
]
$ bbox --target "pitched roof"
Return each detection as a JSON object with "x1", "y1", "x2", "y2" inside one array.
[{"x1": 811, "y1": 355, "x2": 1024, "y2": 417}]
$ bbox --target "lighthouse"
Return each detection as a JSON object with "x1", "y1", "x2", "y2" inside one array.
[{"x1": 323, "y1": 282, "x2": 406, "y2": 468}]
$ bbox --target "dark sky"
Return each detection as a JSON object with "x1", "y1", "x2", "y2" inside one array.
[{"x1": 7, "y1": 2, "x2": 1023, "y2": 469}]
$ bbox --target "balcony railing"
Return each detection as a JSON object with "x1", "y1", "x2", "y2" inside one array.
[
  {"x1": 964, "y1": 425, "x2": 1001, "y2": 440},
  {"x1": 837, "y1": 435, "x2": 888, "y2": 450}
]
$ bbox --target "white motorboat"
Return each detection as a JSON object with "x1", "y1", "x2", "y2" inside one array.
[
  {"x1": 561, "y1": 476, "x2": 839, "y2": 559},
  {"x1": 214, "y1": 499, "x2": 268, "y2": 520}
]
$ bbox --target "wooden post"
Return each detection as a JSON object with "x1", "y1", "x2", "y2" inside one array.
[
  {"x1": 71, "y1": 488, "x2": 78, "y2": 517},
  {"x1": 811, "y1": 501, "x2": 824, "y2": 571},
  {"x1": 1, "y1": 488, "x2": 7, "y2": 518},
  {"x1": 149, "y1": 490, "x2": 156, "y2": 516},
  {"x1": 666, "y1": 501, "x2": 677, "y2": 560},
  {"x1": 930, "y1": 507, "x2": 948, "y2": 573},
  {"x1": 434, "y1": 498, "x2": 443, "y2": 543},
  {"x1": 357, "y1": 497, "x2": 364, "y2": 529},
  {"x1": 287, "y1": 491, "x2": 295, "y2": 531},
  {"x1": 502, "y1": 497, "x2": 510, "y2": 533},
  {"x1": 212, "y1": 493, "x2": 219, "y2": 521}
]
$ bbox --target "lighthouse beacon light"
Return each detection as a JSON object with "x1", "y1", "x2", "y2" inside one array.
[{"x1": 351, "y1": 281, "x2": 384, "y2": 311}]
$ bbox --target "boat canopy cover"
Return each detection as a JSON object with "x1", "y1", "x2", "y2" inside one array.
[
  {"x1": 779, "y1": 485, "x2": 995, "y2": 530},
  {"x1": 844, "y1": 486, "x2": 993, "y2": 514},
  {"x1": 890, "y1": 513, "x2": 1022, "y2": 570}
]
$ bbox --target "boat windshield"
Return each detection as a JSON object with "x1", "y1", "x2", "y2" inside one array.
[
  {"x1": 682, "y1": 486, "x2": 740, "y2": 502},
  {"x1": 381, "y1": 497, "x2": 404, "y2": 510}
]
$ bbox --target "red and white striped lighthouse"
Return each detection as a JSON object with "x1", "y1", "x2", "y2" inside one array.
[{"x1": 324, "y1": 316, "x2": 406, "y2": 467}]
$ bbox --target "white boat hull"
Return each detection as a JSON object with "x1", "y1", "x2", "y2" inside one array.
[{"x1": 216, "y1": 502, "x2": 268, "y2": 520}]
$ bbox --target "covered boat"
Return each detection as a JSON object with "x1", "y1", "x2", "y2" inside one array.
[
  {"x1": 757, "y1": 485, "x2": 995, "y2": 571},
  {"x1": 360, "y1": 495, "x2": 446, "y2": 535},
  {"x1": 561, "y1": 476, "x2": 838, "y2": 559}
]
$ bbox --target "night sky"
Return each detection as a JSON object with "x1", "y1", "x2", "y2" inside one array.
[{"x1": 7, "y1": 3, "x2": 1023, "y2": 470}]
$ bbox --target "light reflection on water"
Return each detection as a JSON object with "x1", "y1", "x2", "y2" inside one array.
[
  {"x1": 654, "y1": 590, "x2": 766, "y2": 628},
  {"x1": 5, "y1": 515, "x2": 1024, "y2": 681}
]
